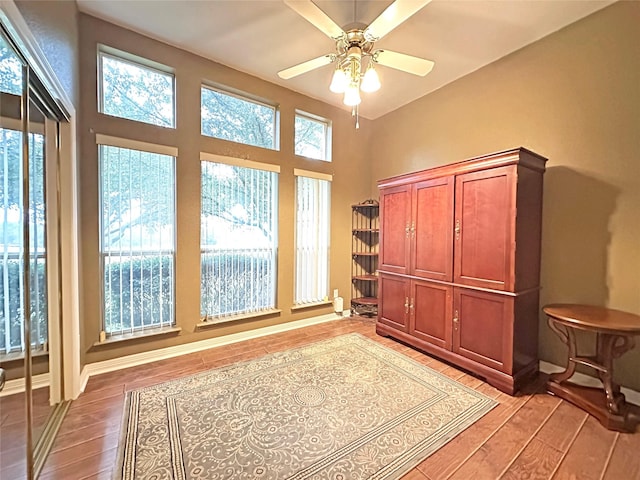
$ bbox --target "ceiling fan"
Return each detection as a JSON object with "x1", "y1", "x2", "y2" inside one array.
[{"x1": 278, "y1": 0, "x2": 435, "y2": 111}]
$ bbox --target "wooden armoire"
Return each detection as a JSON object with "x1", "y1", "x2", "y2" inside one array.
[{"x1": 376, "y1": 148, "x2": 547, "y2": 394}]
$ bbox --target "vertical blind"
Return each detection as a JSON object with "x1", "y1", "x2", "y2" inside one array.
[
  {"x1": 294, "y1": 171, "x2": 331, "y2": 305},
  {"x1": 200, "y1": 157, "x2": 278, "y2": 320},
  {"x1": 99, "y1": 143, "x2": 176, "y2": 336},
  {"x1": 0, "y1": 127, "x2": 47, "y2": 354}
]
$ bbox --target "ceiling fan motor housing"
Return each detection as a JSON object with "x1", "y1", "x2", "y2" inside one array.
[{"x1": 340, "y1": 29, "x2": 374, "y2": 55}]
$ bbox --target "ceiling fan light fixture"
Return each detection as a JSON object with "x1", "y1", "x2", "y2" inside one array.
[
  {"x1": 361, "y1": 62, "x2": 381, "y2": 93},
  {"x1": 343, "y1": 81, "x2": 361, "y2": 106},
  {"x1": 329, "y1": 67, "x2": 348, "y2": 93}
]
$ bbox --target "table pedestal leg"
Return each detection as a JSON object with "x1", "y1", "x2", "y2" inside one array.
[
  {"x1": 546, "y1": 318, "x2": 639, "y2": 433},
  {"x1": 595, "y1": 333, "x2": 632, "y2": 414}
]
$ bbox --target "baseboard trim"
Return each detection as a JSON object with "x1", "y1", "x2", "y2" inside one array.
[
  {"x1": 4, "y1": 328, "x2": 638, "y2": 408},
  {"x1": 79, "y1": 311, "x2": 346, "y2": 393},
  {"x1": 0, "y1": 372, "x2": 49, "y2": 397},
  {"x1": 539, "y1": 361, "x2": 640, "y2": 406}
]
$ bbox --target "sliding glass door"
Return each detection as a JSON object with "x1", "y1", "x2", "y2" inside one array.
[{"x1": 0, "y1": 26, "x2": 66, "y2": 480}]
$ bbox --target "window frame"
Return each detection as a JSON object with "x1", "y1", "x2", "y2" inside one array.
[
  {"x1": 199, "y1": 152, "x2": 280, "y2": 324},
  {"x1": 200, "y1": 83, "x2": 280, "y2": 151},
  {"x1": 293, "y1": 168, "x2": 332, "y2": 307},
  {"x1": 97, "y1": 46, "x2": 177, "y2": 128},
  {"x1": 0, "y1": 122, "x2": 48, "y2": 355},
  {"x1": 294, "y1": 110, "x2": 332, "y2": 162},
  {"x1": 96, "y1": 135, "x2": 178, "y2": 339}
]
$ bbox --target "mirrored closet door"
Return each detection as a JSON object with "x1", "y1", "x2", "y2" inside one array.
[{"x1": 0, "y1": 25, "x2": 68, "y2": 480}]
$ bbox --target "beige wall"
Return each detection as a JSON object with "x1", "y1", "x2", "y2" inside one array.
[
  {"x1": 15, "y1": 0, "x2": 79, "y2": 106},
  {"x1": 368, "y1": 2, "x2": 640, "y2": 390},
  {"x1": 78, "y1": 14, "x2": 372, "y2": 366}
]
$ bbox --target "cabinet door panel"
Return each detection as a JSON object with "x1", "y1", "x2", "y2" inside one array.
[
  {"x1": 410, "y1": 280, "x2": 452, "y2": 350},
  {"x1": 379, "y1": 185, "x2": 411, "y2": 274},
  {"x1": 378, "y1": 274, "x2": 409, "y2": 332},
  {"x1": 413, "y1": 178, "x2": 454, "y2": 281},
  {"x1": 454, "y1": 166, "x2": 515, "y2": 291},
  {"x1": 452, "y1": 288, "x2": 513, "y2": 373}
]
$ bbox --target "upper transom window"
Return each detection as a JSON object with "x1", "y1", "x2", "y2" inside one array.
[
  {"x1": 0, "y1": 34, "x2": 22, "y2": 95},
  {"x1": 295, "y1": 111, "x2": 331, "y2": 162},
  {"x1": 98, "y1": 48, "x2": 175, "y2": 128},
  {"x1": 201, "y1": 85, "x2": 278, "y2": 150}
]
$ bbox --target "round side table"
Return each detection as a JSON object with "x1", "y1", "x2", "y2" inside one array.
[{"x1": 543, "y1": 303, "x2": 640, "y2": 432}]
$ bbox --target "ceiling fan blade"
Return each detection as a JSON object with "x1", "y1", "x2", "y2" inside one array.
[
  {"x1": 375, "y1": 50, "x2": 434, "y2": 76},
  {"x1": 277, "y1": 54, "x2": 334, "y2": 80},
  {"x1": 365, "y1": 0, "x2": 432, "y2": 41},
  {"x1": 284, "y1": 0, "x2": 345, "y2": 39}
]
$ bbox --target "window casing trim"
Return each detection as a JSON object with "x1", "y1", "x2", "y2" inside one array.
[
  {"x1": 201, "y1": 82, "x2": 277, "y2": 113},
  {"x1": 200, "y1": 83, "x2": 280, "y2": 151},
  {"x1": 0, "y1": 116, "x2": 44, "y2": 134},
  {"x1": 95, "y1": 133, "x2": 178, "y2": 157},
  {"x1": 97, "y1": 47, "x2": 176, "y2": 128},
  {"x1": 294, "y1": 168, "x2": 332, "y2": 182},
  {"x1": 293, "y1": 174, "x2": 331, "y2": 306},
  {"x1": 200, "y1": 151, "x2": 281, "y2": 173},
  {"x1": 200, "y1": 158, "x2": 279, "y2": 319},
  {"x1": 294, "y1": 110, "x2": 332, "y2": 162},
  {"x1": 97, "y1": 143, "x2": 177, "y2": 337},
  {"x1": 93, "y1": 325, "x2": 181, "y2": 347},
  {"x1": 98, "y1": 44, "x2": 175, "y2": 74}
]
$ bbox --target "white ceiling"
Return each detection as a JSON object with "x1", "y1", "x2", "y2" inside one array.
[{"x1": 76, "y1": 0, "x2": 614, "y2": 120}]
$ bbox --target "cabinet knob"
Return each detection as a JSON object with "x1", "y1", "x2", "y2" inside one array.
[
  {"x1": 455, "y1": 219, "x2": 461, "y2": 240},
  {"x1": 453, "y1": 310, "x2": 459, "y2": 331},
  {"x1": 404, "y1": 296, "x2": 410, "y2": 314},
  {"x1": 405, "y1": 223, "x2": 411, "y2": 237}
]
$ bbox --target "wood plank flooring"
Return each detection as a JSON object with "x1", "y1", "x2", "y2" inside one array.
[
  {"x1": 0, "y1": 387, "x2": 55, "y2": 479},
  {"x1": 6, "y1": 317, "x2": 640, "y2": 479}
]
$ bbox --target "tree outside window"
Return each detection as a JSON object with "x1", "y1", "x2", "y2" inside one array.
[
  {"x1": 200, "y1": 159, "x2": 278, "y2": 320},
  {"x1": 295, "y1": 112, "x2": 331, "y2": 161},
  {"x1": 201, "y1": 86, "x2": 277, "y2": 150},
  {"x1": 99, "y1": 50, "x2": 175, "y2": 128}
]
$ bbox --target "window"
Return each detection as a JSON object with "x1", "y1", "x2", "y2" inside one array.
[
  {"x1": 200, "y1": 154, "x2": 279, "y2": 321},
  {"x1": 98, "y1": 138, "x2": 176, "y2": 336},
  {"x1": 294, "y1": 170, "x2": 331, "y2": 305},
  {"x1": 201, "y1": 85, "x2": 277, "y2": 150},
  {"x1": 295, "y1": 111, "x2": 331, "y2": 161},
  {"x1": 99, "y1": 48, "x2": 175, "y2": 128}
]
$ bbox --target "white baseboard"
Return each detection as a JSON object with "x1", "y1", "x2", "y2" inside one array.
[
  {"x1": 539, "y1": 361, "x2": 640, "y2": 406},
  {"x1": 0, "y1": 372, "x2": 49, "y2": 397},
  {"x1": 78, "y1": 311, "x2": 346, "y2": 393},
  {"x1": 5, "y1": 328, "x2": 639, "y2": 410}
]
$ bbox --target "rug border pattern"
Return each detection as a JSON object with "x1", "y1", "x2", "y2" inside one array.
[{"x1": 114, "y1": 333, "x2": 498, "y2": 479}]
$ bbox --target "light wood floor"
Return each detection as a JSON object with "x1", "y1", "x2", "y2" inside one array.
[{"x1": 18, "y1": 317, "x2": 640, "y2": 478}]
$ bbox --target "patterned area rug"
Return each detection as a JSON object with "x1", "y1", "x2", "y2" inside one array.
[{"x1": 115, "y1": 333, "x2": 496, "y2": 479}]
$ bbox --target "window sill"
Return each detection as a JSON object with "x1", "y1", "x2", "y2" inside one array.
[
  {"x1": 291, "y1": 301, "x2": 333, "y2": 311},
  {"x1": 196, "y1": 309, "x2": 282, "y2": 329},
  {"x1": 0, "y1": 349, "x2": 48, "y2": 364},
  {"x1": 92, "y1": 326, "x2": 182, "y2": 347}
]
